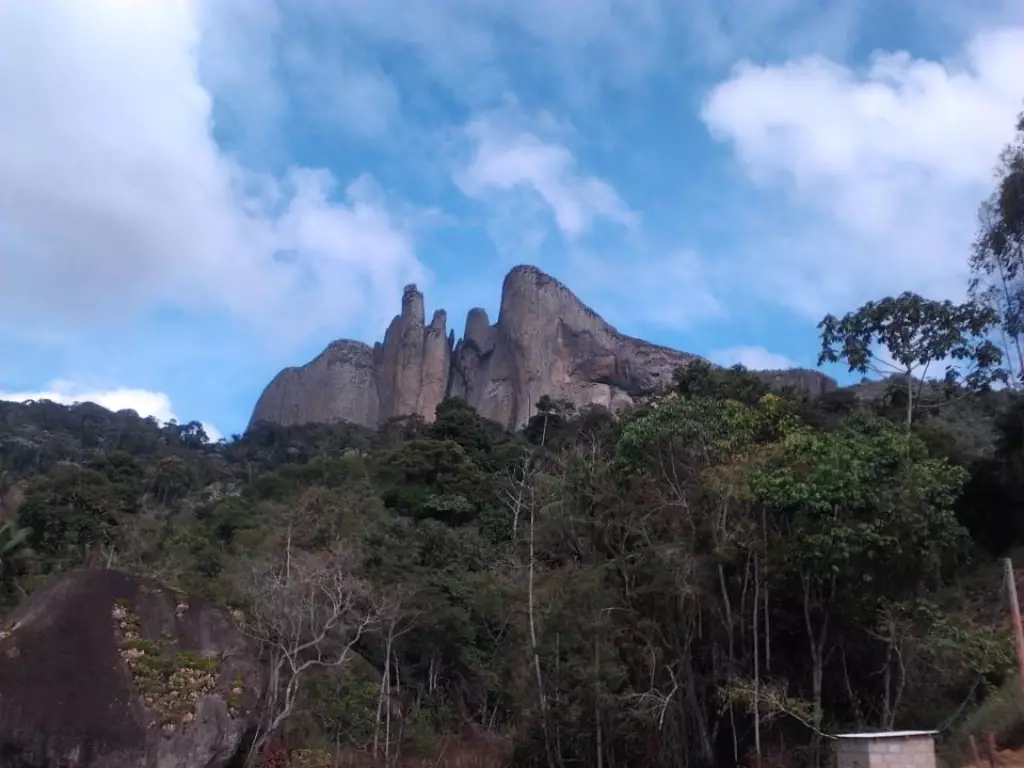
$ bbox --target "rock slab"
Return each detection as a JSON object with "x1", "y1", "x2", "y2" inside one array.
[
  {"x1": 249, "y1": 265, "x2": 838, "y2": 431},
  {"x1": 0, "y1": 569, "x2": 262, "y2": 768}
]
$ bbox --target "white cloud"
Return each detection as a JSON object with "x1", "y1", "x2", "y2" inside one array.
[
  {"x1": 702, "y1": 27, "x2": 1024, "y2": 318},
  {"x1": 0, "y1": 381, "x2": 222, "y2": 443},
  {"x1": 711, "y1": 346, "x2": 796, "y2": 371},
  {"x1": 0, "y1": 0, "x2": 426, "y2": 343},
  {"x1": 455, "y1": 110, "x2": 635, "y2": 239}
]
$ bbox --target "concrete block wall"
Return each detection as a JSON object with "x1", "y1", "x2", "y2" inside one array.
[
  {"x1": 836, "y1": 739, "x2": 870, "y2": 768},
  {"x1": 836, "y1": 735, "x2": 936, "y2": 768}
]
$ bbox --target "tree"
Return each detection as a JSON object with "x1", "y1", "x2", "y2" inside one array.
[
  {"x1": 18, "y1": 467, "x2": 120, "y2": 570},
  {"x1": 613, "y1": 389, "x2": 804, "y2": 766},
  {"x1": 238, "y1": 541, "x2": 387, "y2": 764},
  {"x1": 375, "y1": 438, "x2": 488, "y2": 524},
  {"x1": 750, "y1": 412, "x2": 968, "y2": 760},
  {"x1": 150, "y1": 455, "x2": 194, "y2": 506},
  {"x1": 818, "y1": 292, "x2": 1005, "y2": 427},
  {"x1": 672, "y1": 359, "x2": 771, "y2": 407},
  {"x1": 970, "y1": 110, "x2": 1024, "y2": 382}
]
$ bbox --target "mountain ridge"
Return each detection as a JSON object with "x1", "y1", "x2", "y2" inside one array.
[{"x1": 249, "y1": 265, "x2": 838, "y2": 430}]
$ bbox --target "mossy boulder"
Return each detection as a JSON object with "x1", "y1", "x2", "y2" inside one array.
[{"x1": 0, "y1": 569, "x2": 264, "y2": 768}]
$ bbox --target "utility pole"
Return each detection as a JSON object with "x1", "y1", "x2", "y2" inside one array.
[{"x1": 1003, "y1": 557, "x2": 1024, "y2": 712}]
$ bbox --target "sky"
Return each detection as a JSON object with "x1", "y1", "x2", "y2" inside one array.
[{"x1": 1, "y1": 0, "x2": 1023, "y2": 440}]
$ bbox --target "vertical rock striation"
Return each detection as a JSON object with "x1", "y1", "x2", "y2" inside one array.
[{"x1": 248, "y1": 265, "x2": 838, "y2": 431}]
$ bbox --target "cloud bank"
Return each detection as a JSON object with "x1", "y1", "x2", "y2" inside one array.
[
  {"x1": 702, "y1": 27, "x2": 1024, "y2": 317},
  {"x1": 0, "y1": 0, "x2": 426, "y2": 344}
]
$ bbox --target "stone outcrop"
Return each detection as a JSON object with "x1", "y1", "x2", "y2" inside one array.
[
  {"x1": 448, "y1": 266, "x2": 703, "y2": 428},
  {"x1": 0, "y1": 569, "x2": 263, "y2": 768},
  {"x1": 249, "y1": 265, "x2": 837, "y2": 431},
  {"x1": 250, "y1": 340, "x2": 380, "y2": 429},
  {"x1": 375, "y1": 285, "x2": 451, "y2": 427}
]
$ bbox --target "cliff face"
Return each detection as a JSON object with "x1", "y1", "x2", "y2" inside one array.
[
  {"x1": 249, "y1": 340, "x2": 381, "y2": 428},
  {"x1": 448, "y1": 266, "x2": 704, "y2": 427},
  {"x1": 249, "y1": 265, "x2": 838, "y2": 431}
]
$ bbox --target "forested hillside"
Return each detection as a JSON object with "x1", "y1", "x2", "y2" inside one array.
[
  {"x1": 2, "y1": 112, "x2": 1023, "y2": 768},
  {"x1": 3, "y1": 355, "x2": 1024, "y2": 767}
]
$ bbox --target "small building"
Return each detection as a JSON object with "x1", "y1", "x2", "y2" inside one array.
[{"x1": 834, "y1": 730, "x2": 938, "y2": 768}]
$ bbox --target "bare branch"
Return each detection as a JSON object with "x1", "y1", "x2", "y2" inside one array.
[{"x1": 236, "y1": 541, "x2": 386, "y2": 764}]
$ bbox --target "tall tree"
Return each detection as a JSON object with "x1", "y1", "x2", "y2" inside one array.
[
  {"x1": 750, "y1": 412, "x2": 968, "y2": 763},
  {"x1": 818, "y1": 292, "x2": 1005, "y2": 427},
  {"x1": 970, "y1": 110, "x2": 1024, "y2": 382}
]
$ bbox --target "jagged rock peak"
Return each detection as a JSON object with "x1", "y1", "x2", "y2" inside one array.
[
  {"x1": 500, "y1": 264, "x2": 603, "y2": 325},
  {"x1": 463, "y1": 308, "x2": 493, "y2": 351},
  {"x1": 401, "y1": 283, "x2": 424, "y2": 322},
  {"x1": 249, "y1": 264, "x2": 840, "y2": 432}
]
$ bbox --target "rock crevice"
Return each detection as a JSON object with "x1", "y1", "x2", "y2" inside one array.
[{"x1": 249, "y1": 265, "x2": 838, "y2": 431}]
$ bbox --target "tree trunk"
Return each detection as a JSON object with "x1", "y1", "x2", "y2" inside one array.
[
  {"x1": 718, "y1": 562, "x2": 740, "y2": 763},
  {"x1": 881, "y1": 628, "x2": 894, "y2": 730},
  {"x1": 762, "y1": 506, "x2": 771, "y2": 675},
  {"x1": 905, "y1": 370, "x2": 914, "y2": 429},
  {"x1": 594, "y1": 636, "x2": 603, "y2": 768},
  {"x1": 684, "y1": 648, "x2": 715, "y2": 765},
  {"x1": 802, "y1": 573, "x2": 830, "y2": 767},
  {"x1": 753, "y1": 553, "x2": 762, "y2": 768},
  {"x1": 528, "y1": 487, "x2": 557, "y2": 768},
  {"x1": 995, "y1": 259, "x2": 1024, "y2": 383}
]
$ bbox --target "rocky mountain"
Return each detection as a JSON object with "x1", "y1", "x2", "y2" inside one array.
[{"x1": 250, "y1": 265, "x2": 838, "y2": 431}]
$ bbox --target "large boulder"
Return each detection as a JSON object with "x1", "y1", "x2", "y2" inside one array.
[{"x1": 0, "y1": 569, "x2": 264, "y2": 768}]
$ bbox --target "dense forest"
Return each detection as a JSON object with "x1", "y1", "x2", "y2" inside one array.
[{"x1": 2, "y1": 114, "x2": 1024, "y2": 768}]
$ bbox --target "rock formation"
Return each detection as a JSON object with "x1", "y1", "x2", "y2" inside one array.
[
  {"x1": 0, "y1": 569, "x2": 263, "y2": 768},
  {"x1": 249, "y1": 265, "x2": 837, "y2": 431}
]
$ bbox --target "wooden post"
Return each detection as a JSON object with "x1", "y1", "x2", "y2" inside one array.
[
  {"x1": 1003, "y1": 558, "x2": 1024, "y2": 713},
  {"x1": 969, "y1": 734, "x2": 982, "y2": 768},
  {"x1": 987, "y1": 732, "x2": 998, "y2": 767}
]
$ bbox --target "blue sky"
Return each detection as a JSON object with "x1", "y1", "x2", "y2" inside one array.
[{"x1": 1, "y1": 0, "x2": 1023, "y2": 439}]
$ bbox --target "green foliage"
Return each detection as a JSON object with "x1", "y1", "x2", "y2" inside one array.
[
  {"x1": 970, "y1": 110, "x2": 1024, "y2": 382},
  {"x1": 18, "y1": 466, "x2": 121, "y2": 568},
  {"x1": 819, "y1": 292, "x2": 1005, "y2": 398},
  {"x1": 673, "y1": 359, "x2": 772, "y2": 406},
  {"x1": 753, "y1": 413, "x2": 968, "y2": 596},
  {"x1": 955, "y1": 397, "x2": 1024, "y2": 553},
  {"x1": 427, "y1": 397, "x2": 517, "y2": 472},
  {"x1": 4, "y1": 345, "x2": 1024, "y2": 766},
  {"x1": 14, "y1": 116, "x2": 1024, "y2": 763},
  {"x1": 375, "y1": 438, "x2": 488, "y2": 523}
]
